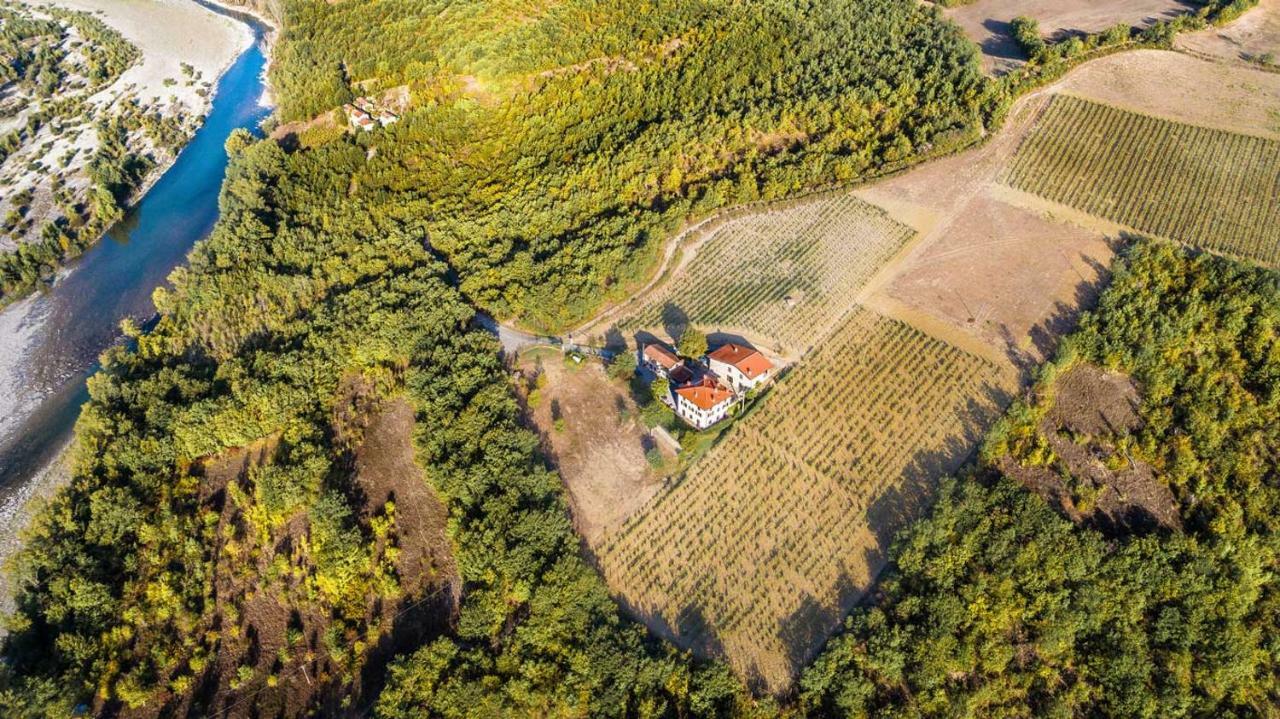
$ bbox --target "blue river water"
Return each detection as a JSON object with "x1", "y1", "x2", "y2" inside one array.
[{"x1": 0, "y1": 7, "x2": 269, "y2": 501}]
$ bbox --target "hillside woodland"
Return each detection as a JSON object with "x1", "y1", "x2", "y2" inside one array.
[
  {"x1": 269, "y1": 0, "x2": 987, "y2": 330},
  {"x1": 0, "y1": 0, "x2": 1277, "y2": 716}
]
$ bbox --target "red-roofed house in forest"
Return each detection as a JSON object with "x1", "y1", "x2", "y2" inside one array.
[
  {"x1": 673, "y1": 377, "x2": 735, "y2": 430},
  {"x1": 707, "y1": 343, "x2": 775, "y2": 393}
]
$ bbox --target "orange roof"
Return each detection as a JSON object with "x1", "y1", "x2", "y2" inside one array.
[
  {"x1": 675, "y1": 377, "x2": 734, "y2": 411},
  {"x1": 643, "y1": 343, "x2": 679, "y2": 370},
  {"x1": 707, "y1": 343, "x2": 774, "y2": 379}
]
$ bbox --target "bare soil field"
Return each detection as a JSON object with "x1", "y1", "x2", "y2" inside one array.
[
  {"x1": 944, "y1": 0, "x2": 1199, "y2": 73},
  {"x1": 518, "y1": 351, "x2": 666, "y2": 546},
  {"x1": 998, "y1": 363, "x2": 1182, "y2": 535},
  {"x1": 1178, "y1": 0, "x2": 1280, "y2": 63},
  {"x1": 1054, "y1": 49, "x2": 1280, "y2": 139}
]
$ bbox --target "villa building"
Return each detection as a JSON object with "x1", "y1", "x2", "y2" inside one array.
[
  {"x1": 673, "y1": 377, "x2": 735, "y2": 430},
  {"x1": 707, "y1": 343, "x2": 775, "y2": 393}
]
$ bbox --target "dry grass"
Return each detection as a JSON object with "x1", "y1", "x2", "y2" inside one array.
[{"x1": 597, "y1": 306, "x2": 1009, "y2": 693}]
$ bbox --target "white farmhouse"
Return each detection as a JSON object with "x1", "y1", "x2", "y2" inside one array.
[
  {"x1": 673, "y1": 377, "x2": 735, "y2": 430},
  {"x1": 707, "y1": 343, "x2": 775, "y2": 393}
]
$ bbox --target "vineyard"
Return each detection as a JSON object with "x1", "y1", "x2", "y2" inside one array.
[
  {"x1": 611, "y1": 194, "x2": 916, "y2": 353},
  {"x1": 1005, "y1": 94, "x2": 1280, "y2": 265},
  {"x1": 598, "y1": 307, "x2": 1008, "y2": 693}
]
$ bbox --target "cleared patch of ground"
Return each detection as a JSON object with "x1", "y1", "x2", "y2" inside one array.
[
  {"x1": 1178, "y1": 0, "x2": 1280, "y2": 63},
  {"x1": 873, "y1": 194, "x2": 1114, "y2": 371},
  {"x1": 518, "y1": 349, "x2": 666, "y2": 547},
  {"x1": 1053, "y1": 49, "x2": 1280, "y2": 139},
  {"x1": 599, "y1": 307, "x2": 1010, "y2": 694},
  {"x1": 944, "y1": 0, "x2": 1199, "y2": 73},
  {"x1": 999, "y1": 363, "x2": 1182, "y2": 535}
]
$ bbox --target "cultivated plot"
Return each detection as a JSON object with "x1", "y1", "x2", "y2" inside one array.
[
  {"x1": 610, "y1": 194, "x2": 916, "y2": 354},
  {"x1": 598, "y1": 306, "x2": 1008, "y2": 693},
  {"x1": 1005, "y1": 94, "x2": 1280, "y2": 265}
]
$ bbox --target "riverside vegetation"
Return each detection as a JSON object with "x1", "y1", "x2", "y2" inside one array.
[
  {"x1": 0, "y1": 0, "x2": 213, "y2": 304},
  {"x1": 1, "y1": 0, "x2": 1276, "y2": 715}
]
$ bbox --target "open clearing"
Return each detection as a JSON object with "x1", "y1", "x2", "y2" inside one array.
[
  {"x1": 598, "y1": 307, "x2": 1009, "y2": 693},
  {"x1": 1052, "y1": 50, "x2": 1280, "y2": 139},
  {"x1": 603, "y1": 193, "x2": 916, "y2": 356},
  {"x1": 1005, "y1": 94, "x2": 1280, "y2": 265},
  {"x1": 1178, "y1": 0, "x2": 1280, "y2": 63},
  {"x1": 944, "y1": 0, "x2": 1198, "y2": 73},
  {"x1": 519, "y1": 351, "x2": 666, "y2": 547}
]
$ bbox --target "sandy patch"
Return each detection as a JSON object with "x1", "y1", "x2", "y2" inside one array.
[
  {"x1": 518, "y1": 352, "x2": 664, "y2": 547},
  {"x1": 38, "y1": 0, "x2": 252, "y2": 104},
  {"x1": 1178, "y1": 0, "x2": 1280, "y2": 63},
  {"x1": 944, "y1": 0, "x2": 1198, "y2": 74}
]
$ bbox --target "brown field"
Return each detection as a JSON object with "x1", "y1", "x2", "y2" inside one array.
[
  {"x1": 1178, "y1": 0, "x2": 1280, "y2": 63},
  {"x1": 1053, "y1": 50, "x2": 1280, "y2": 139},
  {"x1": 944, "y1": 0, "x2": 1198, "y2": 73},
  {"x1": 518, "y1": 351, "x2": 666, "y2": 546},
  {"x1": 598, "y1": 307, "x2": 1010, "y2": 693}
]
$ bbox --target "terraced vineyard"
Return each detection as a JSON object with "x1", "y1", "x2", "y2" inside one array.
[
  {"x1": 598, "y1": 307, "x2": 1008, "y2": 693},
  {"x1": 612, "y1": 194, "x2": 915, "y2": 352},
  {"x1": 1005, "y1": 94, "x2": 1280, "y2": 265}
]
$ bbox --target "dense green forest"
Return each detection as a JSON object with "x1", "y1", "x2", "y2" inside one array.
[
  {"x1": 268, "y1": 0, "x2": 986, "y2": 330},
  {"x1": 799, "y1": 242, "x2": 1280, "y2": 716}
]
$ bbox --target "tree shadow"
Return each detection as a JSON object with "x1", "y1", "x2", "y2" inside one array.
[
  {"x1": 980, "y1": 18, "x2": 1029, "y2": 63},
  {"x1": 661, "y1": 302, "x2": 689, "y2": 344}
]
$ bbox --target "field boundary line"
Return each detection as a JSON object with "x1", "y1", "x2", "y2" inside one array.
[{"x1": 859, "y1": 294, "x2": 1009, "y2": 369}]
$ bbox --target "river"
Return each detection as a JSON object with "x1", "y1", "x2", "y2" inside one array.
[{"x1": 0, "y1": 6, "x2": 270, "y2": 549}]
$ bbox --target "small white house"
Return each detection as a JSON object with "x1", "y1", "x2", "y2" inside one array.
[
  {"x1": 707, "y1": 343, "x2": 774, "y2": 394},
  {"x1": 673, "y1": 377, "x2": 735, "y2": 430}
]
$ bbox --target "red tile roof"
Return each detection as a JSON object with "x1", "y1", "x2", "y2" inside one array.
[
  {"x1": 707, "y1": 343, "x2": 774, "y2": 379},
  {"x1": 643, "y1": 343, "x2": 680, "y2": 370},
  {"x1": 675, "y1": 377, "x2": 734, "y2": 411}
]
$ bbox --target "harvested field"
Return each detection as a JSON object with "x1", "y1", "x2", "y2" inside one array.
[
  {"x1": 598, "y1": 307, "x2": 1009, "y2": 693},
  {"x1": 875, "y1": 193, "x2": 1114, "y2": 370},
  {"x1": 1004, "y1": 94, "x2": 1280, "y2": 265},
  {"x1": 1178, "y1": 0, "x2": 1280, "y2": 64},
  {"x1": 609, "y1": 193, "x2": 916, "y2": 355},
  {"x1": 1052, "y1": 50, "x2": 1280, "y2": 140},
  {"x1": 519, "y1": 352, "x2": 665, "y2": 546},
  {"x1": 944, "y1": 0, "x2": 1198, "y2": 73}
]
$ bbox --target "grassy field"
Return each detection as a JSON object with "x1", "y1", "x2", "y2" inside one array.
[
  {"x1": 598, "y1": 306, "x2": 1008, "y2": 693},
  {"x1": 611, "y1": 194, "x2": 915, "y2": 353},
  {"x1": 1005, "y1": 94, "x2": 1280, "y2": 265}
]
